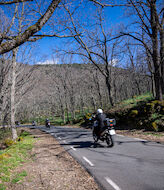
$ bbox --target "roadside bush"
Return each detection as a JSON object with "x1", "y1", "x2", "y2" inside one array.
[
  {"x1": 17, "y1": 137, "x2": 23, "y2": 142},
  {"x1": 129, "y1": 110, "x2": 138, "y2": 117},
  {"x1": 72, "y1": 118, "x2": 84, "y2": 124},
  {"x1": 20, "y1": 130, "x2": 30, "y2": 137},
  {"x1": 161, "y1": 107, "x2": 164, "y2": 114},
  {"x1": 85, "y1": 113, "x2": 92, "y2": 120},
  {"x1": 4, "y1": 138, "x2": 16, "y2": 147},
  {"x1": 0, "y1": 153, "x2": 11, "y2": 161},
  {"x1": 145, "y1": 100, "x2": 164, "y2": 114},
  {"x1": 84, "y1": 113, "x2": 92, "y2": 124},
  {"x1": 103, "y1": 93, "x2": 164, "y2": 131},
  {"x1": 145, "y1": 103, "x2": 155, "y2": 114},
  {"x1": 151, "y1": 122, "x2": 158, "y2": 132}
]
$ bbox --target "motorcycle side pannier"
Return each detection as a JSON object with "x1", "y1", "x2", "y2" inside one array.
[{"x1": 104, "y1": 118, "x2": 116, "y2": 126}]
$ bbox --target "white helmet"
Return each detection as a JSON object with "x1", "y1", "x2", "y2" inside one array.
[{"x1": 97, "y1": 109, "x2": 103, "y2": 114}]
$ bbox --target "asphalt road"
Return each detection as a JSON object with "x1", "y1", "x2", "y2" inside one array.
[{"x1": 31, "y1": 125, "x2": 164, "y2": 190}]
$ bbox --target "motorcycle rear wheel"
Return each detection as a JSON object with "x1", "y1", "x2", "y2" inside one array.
[
  {"x1": 106, "y1": 134, "x2": 114, "y2": 147},
  {"x1": 93, "y1": 131, "x2": 99, "y2": 142}
]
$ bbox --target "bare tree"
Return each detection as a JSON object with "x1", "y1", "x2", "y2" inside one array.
[
  {"x1": 0, "y1": 56, "x2": 11, "y2": 127},
  {"x1": 6, "y1": 2, "x2": 37, "y2": 139},
  {"x1": 0, "y1": 0, "x2": 61, "y2": 54},
  {"x1": 121, "y1": 0, "x2": 164, "y2": 100},
  {"x1": 56, "y1": 4, "x2": 125, "y2": 106}
]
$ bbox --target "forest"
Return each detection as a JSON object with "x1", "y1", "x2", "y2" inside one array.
[{"x1": 0, "y1": 0, "x2": 163, "y2": 139}]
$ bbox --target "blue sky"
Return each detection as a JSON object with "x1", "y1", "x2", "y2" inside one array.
[
  {"x1": 0, "y1": 1, "x2": 130, "y2": 65},
  {"x1": 29, "y1": 3, "x2": 126, "y2": 65},
  {"x1": 1, "y1": 1, "x2": 126, "y2": 65}
]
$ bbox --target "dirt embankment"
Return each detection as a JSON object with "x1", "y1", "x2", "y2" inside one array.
[{"x1": 116, "y1": 129, "x2": 164, "y2": 143}]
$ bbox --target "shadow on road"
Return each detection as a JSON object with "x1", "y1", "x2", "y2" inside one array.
[
  {"x1": 61, "y1": 141, "x2": 106, "y2": 148},
  {"x1": 116, "y1": 140, "x2": 164, "y2": 148}
]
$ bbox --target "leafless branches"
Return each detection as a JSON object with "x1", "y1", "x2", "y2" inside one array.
[
  {"x1": 0, "y1": 0, "x2": 61, "y2": 54},
  {"x1": 0, "y1": 0, "x2": 33, "y2": 5}
]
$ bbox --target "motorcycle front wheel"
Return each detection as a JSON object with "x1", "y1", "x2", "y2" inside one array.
[{"x1": 106, "y1": 134, "x2": 114, "y2": 147}]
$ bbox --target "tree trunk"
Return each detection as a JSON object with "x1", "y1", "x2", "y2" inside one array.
[
  {"x1": 80, "y1": 95, "x2": 84, "y2": 115},
  {"x1": 90, "y1": 86, "x2": 96, "y2": 111},
  {"x1": 105, "y1": 76, "x2": 114, "y2": 106},
  {"x1": 94, "y1": 70, "x2": 103, "y2": 108},
  {"x1": 150, "y1": 1, "x2": 163, "y2": 100},
  {"x1": 11, "y1": 48, "x2": 18, "y2": 140},
  {"x1": 66, "y1": 105, "x2": 69, "y2": 123},
  {"x1": 151, "y1": 74, "x2": 156, "y2": 98},
  {"x1": 61, "y1": 110, "x2": 65, "y2": 124},
  {"x1": 160, "y1": 26, "x2": 164, "y2": 94}
]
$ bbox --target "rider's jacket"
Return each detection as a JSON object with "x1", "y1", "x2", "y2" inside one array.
[{"x1": 95, "y1": 113, "x2": 106, "y2": 128}]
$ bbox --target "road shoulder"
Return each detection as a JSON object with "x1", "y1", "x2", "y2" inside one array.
[{"x1": 9, "y1": 127, "x2": 100, "y2": 190}]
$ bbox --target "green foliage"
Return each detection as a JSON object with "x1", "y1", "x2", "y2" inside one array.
[
  {"x1": 122, "y1": 93, "x2": 152, "y2": 107},
  {"x1": 0, "y1": 153, "x2": 11, "y2": 161},
  {"x1": 107, "y1": 93, "x2": 164, "y2": 131},
  {"x1": 4, "y1": 139, "x2": 16, "y2": 147},
  {"x1": 0, "y1": 176, "x2": 10, "y2": 182},
  {"x1": 0, "y1": 183, "x2": 6, "y2": 190},
  {"x1": 151, "y1": 122, "x2": 158, "y2": 132},
  {"x1": 85, "y1": 113, "x2": 92, "y2": 119},
  {"x1": 129, "y1": 110, "x2": 138, "y2": 117},
  {"x1": 11, "y1": 171, "x2": 27, "y2": 184},
  {"x1": 145, "y1": 103, "x2": 155, "y2": 114},
  {"x1": 16, "y1": 137, "x2": 23, "y2": 142},
  {"x1": 19, "y1": 130, "x2": 30, "y2": 137},
  {"x1": 23, "y1": 108, "x2": 88, "y2": 126},
  {"x1": 0, "y1": 133, "x2": 35, "y2": 188},
  {"x1": 0, "y1": 128, "x2": 11, "y2": 141}
]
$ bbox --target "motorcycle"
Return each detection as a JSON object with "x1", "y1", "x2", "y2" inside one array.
[
  {"x1": 32, "y1": 121, "x2": 36, "y2": 126},
  {"x1": 92, "y1": 118, "x2": 116, "y2": 147},
  {"x1": 45, "y1": 120, "x2": 50, "y2": 128}
]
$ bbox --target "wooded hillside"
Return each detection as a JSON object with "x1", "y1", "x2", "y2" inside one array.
[{"x1": 11, "y1": 63, "x2": 151, "y2": 124}]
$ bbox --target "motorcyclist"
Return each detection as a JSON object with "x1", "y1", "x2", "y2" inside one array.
[
  {"x1": 32, "y1": 121, "x2": 36, "y2": 126},
  {"x1": 45, "y1": 118, "x2": 50, "y2": 127},
  {"x1": 93, "y1": 109, "x2": 106, "y2": 137}
]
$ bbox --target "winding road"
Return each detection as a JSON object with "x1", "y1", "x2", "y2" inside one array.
[{"x1": 31, "y1": 125, "x2": 164, "y2": 190}]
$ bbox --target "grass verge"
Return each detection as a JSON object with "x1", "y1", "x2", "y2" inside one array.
[{"x1": 0, "y1": 130, "x2": 35, "y2": 190}]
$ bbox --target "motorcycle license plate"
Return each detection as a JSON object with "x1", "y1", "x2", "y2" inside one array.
[{"x1": 110, "y1": 129, "x2": 116, "y2": 135}]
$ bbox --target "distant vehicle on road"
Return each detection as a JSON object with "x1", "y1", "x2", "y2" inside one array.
[
  {"x1": 15, "y1": 121, "x2": 20, "y2": 126},
  {"x1": 45, "y1": 119, "x2": 50, "y2": 128},
  {"x1": 32, "y1": 121, "x2": 36, "y2": 126}
]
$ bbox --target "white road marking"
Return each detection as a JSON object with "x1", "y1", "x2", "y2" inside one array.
[
  {"x1": 105, "y1": 177, "x2": 121, "y2": 190},
  {"x1": 70, "y1": 146, "x2": 76, "y2": 151},
  {"x1": 58, "y1": 137, "x2": 61, "y2": 140},
  {"x1": 83, "y1": 156, "x2": 94, "y2": 167}
]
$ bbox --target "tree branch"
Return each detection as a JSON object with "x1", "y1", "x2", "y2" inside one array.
[
  {"x1": 0, "y1": 0, "x2": 32, "y2": 5},
  {"x1": 89, "y1": 0, "x2": 131, "y2": 8},
  {"x1": 121, "y1": 32, "x2": 152, "y2": 56},
  {"x1": 0, "y1": 0, "x2": 61, "y2": 54}
]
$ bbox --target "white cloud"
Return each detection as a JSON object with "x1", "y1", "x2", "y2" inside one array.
[
  {"x1": 37, "y1": 59, "x2": 59, "y2": 65},
  {"x1": 109, "y1": 59, "x2": 118, "y2": 66}
]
